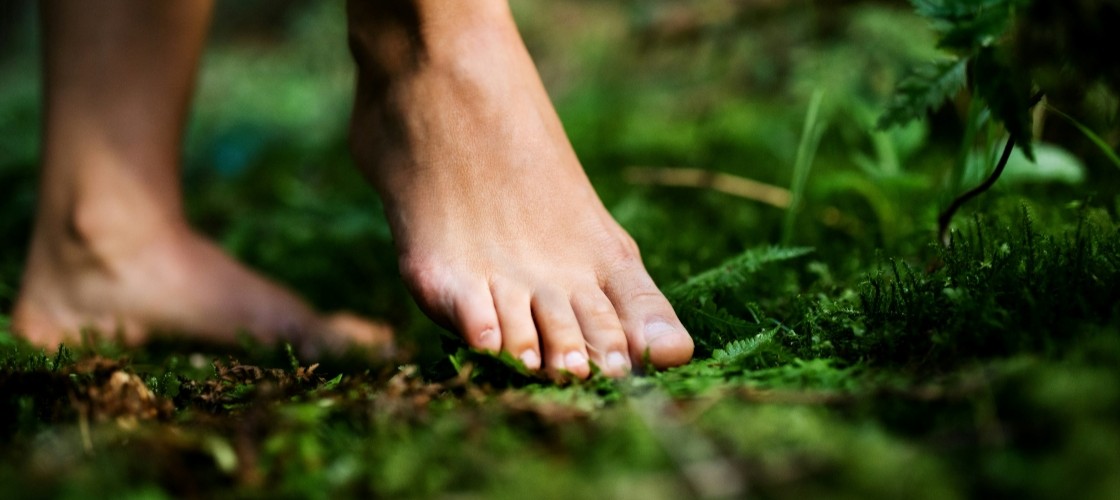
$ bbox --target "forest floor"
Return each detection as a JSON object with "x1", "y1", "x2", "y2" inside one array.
[
  {"x1": 2, "y1": 1, "x2": 1119, "y2": 498},
  {"x1": 2, "y1": 205, "x2": 1119, "y2": 499}
]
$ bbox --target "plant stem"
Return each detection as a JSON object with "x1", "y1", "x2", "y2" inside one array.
[{"x1": 937, "y1": 91, "x2": 1045, "y2": 247}]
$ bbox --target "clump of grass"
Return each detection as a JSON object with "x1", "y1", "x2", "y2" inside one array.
[{"x1": 855, "y1": 206, "x2": 1120, "y2": 369}]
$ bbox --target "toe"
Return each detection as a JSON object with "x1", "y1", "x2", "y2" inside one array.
[
  {"x1": 571, "y1": 288, "x2": 631, "y2": 377},
  {"x1": 402, "y1": 259, "x2": 501, "y2": 352},
  {"x1": 531, "y1": 288, "x2": 591, "y2": 379},
  {"x1": 317, "y1": 312, "x2": 395, "y2": 358},
  {"x1": 11, "y1": 301, "x2": 72, "y2": 350},
  {"x1": 603, "y1": 265, "x2": 694, "y2": 369},
  {"x1": 491, "y1": 280, "x2": 541, "y2": 371},
  {"x1": 449, "y1": 280, "x2": 503, "y2": 353}
]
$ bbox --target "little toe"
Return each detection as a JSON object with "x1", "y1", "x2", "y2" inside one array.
[
  {"x1": 531, "y1": 288, "x2": 591, "y2": 380},
  {"x1": 491, "y1": 281, "x2": 541, "y2": 371},
  {"x1": 604, "y1": 266, "x2": 694, "y2": 369},
  {"x1": 449, "y1": 280, "x2": 503, "y2": 353},
  {"x1": 571, "y1": 288, "x2": 631, "y2": 377}
]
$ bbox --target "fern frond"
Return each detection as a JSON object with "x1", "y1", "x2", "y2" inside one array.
[
  {"x1": 713, "y1": 327, "x2": 778, "y2": 364},
  {"x1": 667, "y1": 246, "x2": 813, "y2": 356},
  {"x1": 878, "y1": 58, "x2": 966, "y2": 130},
  {"x1": 668, "y1": 246, "x2": 814, "y2": 298},
  {"x1": 972, "y1": 47, "x2": 1035, "y2": 159},
  {"x1": 911, "y1": 0, "x2": 1030, "y2": 51}
]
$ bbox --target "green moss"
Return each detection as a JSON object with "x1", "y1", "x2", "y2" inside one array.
[{"x1": 3, "y1": 0, "x2": 1120, "y2": 497}]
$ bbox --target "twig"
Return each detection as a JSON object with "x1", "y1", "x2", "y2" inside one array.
[
  {"x1": 624, "y1": 166, "x2": 792, "y2": 208},
  {"x1": 937, "y1": 91, "x2": 1045, "y2": 247}
]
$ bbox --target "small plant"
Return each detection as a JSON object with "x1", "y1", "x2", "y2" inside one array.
[
  {"x1": 666, "y1": 246, "x2": 813, "y2": 356},
  {"x1": 880, "y1": 0, "x2": 1119, "y2": 243}
]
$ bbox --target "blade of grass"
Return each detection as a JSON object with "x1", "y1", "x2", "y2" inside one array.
[
  {"x1": 1046, "y1": 105, "x2": 1120, "y2": 170},
  {"x1": 782, "y1": 90, "x2": 826, "y2": 246},
  {"x1": 950, "y1": 98, "x2": 988, "y2": 196}
]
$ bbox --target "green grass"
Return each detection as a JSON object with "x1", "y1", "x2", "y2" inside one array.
[{"x1": 2, "y1": 1, "x2": 1120, "y2": 498}]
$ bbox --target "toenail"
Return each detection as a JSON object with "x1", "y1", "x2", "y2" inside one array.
[
  {"x1": 643, "y1": 319, "x2": 677, "y2": 342},
  {"x1": 564, "y1": 351, "x2": 588, "y2": 371},
  {"x1": 478, "y1": 328, "x2": 499, "y2": 351},
  {"x1": 519, "y1": 350, "x2": 540, "y2": 370},
  {"x1": 607, "y1": 351, "x2": 630, "y2": 372}
]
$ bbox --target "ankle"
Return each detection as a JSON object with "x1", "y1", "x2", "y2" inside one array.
[
  {"x1": 34, "y1": 179, "x2": 185, "y2": 267},
  {"x1": 72, "y1": 198, "x2": 180, "y2": 253},
  {"x1": 347, "y1": 0, "x2": 521, "y2": 95},
  {"x1": 348, "y1": 12, "x2": 528, "y2": 185}
]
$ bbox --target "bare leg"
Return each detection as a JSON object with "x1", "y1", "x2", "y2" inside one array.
[
  {"x1": 347, "y1": 1, "x2": 693, "y2": 378},
  {"x1": 13, "y1": 0, "x2": 390, "y2": 356}
]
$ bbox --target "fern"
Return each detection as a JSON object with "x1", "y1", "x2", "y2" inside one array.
[
  {"x1": 882, "y1": 0, "x2": 1035, "y2": 157},
  {"x1": 913, "y1": 0, "x2": 1029, "y2": 52},
  {"x1": 668, "y1": 246, "x2": 814, "y2": 298},
  {"x1": 878, "y1": 59, "x2": 967, "y2": 130},
  {"x1": 667, "y1": 246, "x2": 813, "y2": 355},
  {"x1": 712, "y1": 326, "x2": 786, "y2": 368},
  {"x1": 972, "y1": 46, "x2": 1036, "y2": 158}
]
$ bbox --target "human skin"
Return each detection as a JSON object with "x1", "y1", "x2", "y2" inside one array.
[
  {"x1": 12, "y1": 0, "x2": 694, "y2": 378},
  {"x1": 12, "y1": 0, "x2": 390, "y2": 358}
]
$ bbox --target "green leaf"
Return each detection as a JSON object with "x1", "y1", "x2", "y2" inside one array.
[
  {"x1": 910, "y1": 0, "x2": 1031, "y2": 52},
  {"x1": 971, "y1": 47, "x2": 1035, "y2": 159},
  {"x1": 936, "y1": 6, "x2": 1014, "y2": 51},
  {"x1": 993, "y1": 142, "x2": 1086, "y2": 185},
  {"x1": 321, "y1": 373, "x2": 344, "y2": 390},
  {"x1": 912, "y1": 0, "x2": 1013, "y2": 20},
  {"x1": 878, "y1": 59, "x2": 967, "y2": 129}
]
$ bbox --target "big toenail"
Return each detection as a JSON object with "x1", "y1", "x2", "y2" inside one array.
[
  {"x1": 643, "y1": 320, "x2": 676, "y2": 342},
  {"x1": 519, "y1": 350, "x2": 540, "y2": 370},
  {"x1": 607, "y1": 351, "x2": 629, "y2": 372},
  {"x1": 564, "y1": 351, "x2": 588, "y2": 371}
]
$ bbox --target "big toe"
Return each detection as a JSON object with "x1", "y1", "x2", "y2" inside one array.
[
  {"x1": 640, "y1": 319, "x2": 694, "y2": 368},
  {"x1": 604, "y1": 265, "x2": 694, "y2": 369},
  {"x1": 304, "y1": 312, "x2": 395, "y2": 359}
]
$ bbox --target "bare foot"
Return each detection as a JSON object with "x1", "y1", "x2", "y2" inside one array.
[
  {"x1": 13, "y1": 211, "x2": 392, "y2": 358},
  {"x1": 18, "y1": 0, "x2": 390, "y2": 359},
  {"x1": 348, "y1": 2, "x2": 693, "y2": 378}
]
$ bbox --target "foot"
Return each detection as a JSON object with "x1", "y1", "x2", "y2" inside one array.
[
  {"x1": 348, "y1": 4, "x2": 693, "y2": 378},
  {"x1": 22, "y1": 0, "x2": 389, "y2": 359},
  {"x1": 12, "y1": 211, "x2": 392, "y2": 358}
]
